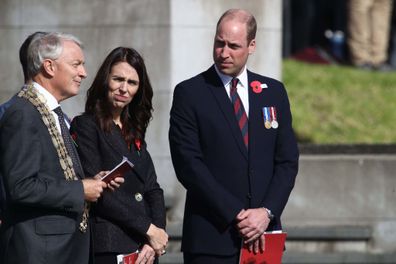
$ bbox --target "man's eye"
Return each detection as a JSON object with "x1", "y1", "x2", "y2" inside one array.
[{"x1": 215, "y1": 40, "x2": 225, "y2": 47}]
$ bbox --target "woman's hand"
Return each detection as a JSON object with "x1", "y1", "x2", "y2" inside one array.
[
  {"x1": 146, "y1": 224, "x2": 168, "y2": 256},
  {"x1": 107, "y1": 176, "x2": 124, "y2": 191},
  {"x1": 93, "y1": 171, "x2": 124, "y2": 191},
  {"x1": 136, "y1": 244, "x2": 155, "y2": 264}
]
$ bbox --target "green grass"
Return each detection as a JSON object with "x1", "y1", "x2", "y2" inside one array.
[{"x1": 283, "y1": 59, "x2": 396, "y2": 144}]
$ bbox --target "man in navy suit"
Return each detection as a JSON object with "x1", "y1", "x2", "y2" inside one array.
[{"x1": 169, "y1": 9, "x2": 299, "y2": 263}]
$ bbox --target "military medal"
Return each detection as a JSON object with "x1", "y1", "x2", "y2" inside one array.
[
  {"x1": 262, "y1": 107, "x2": 272, "y2": 129},
  {"x1": 270, "y1": 107, "x2": 278, "y2": 129}
]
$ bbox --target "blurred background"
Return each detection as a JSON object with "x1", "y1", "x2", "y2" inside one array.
[{"x1": 0, "y1": 0, "x2": 395, "y2": 263}]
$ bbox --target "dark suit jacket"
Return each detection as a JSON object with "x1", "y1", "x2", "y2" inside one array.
[
  {"x1": 0, "y1": 95, "x2": 17, "y2": 219},
  {"x1": 169, "y1": 66, "x2": 299, "y2": 255},
  {"x1": 0, "y1": 97, "x2": 88, "y2": 264},
  {"x1": 70, "y1": 114, "x2": 166, "y2": 254}
]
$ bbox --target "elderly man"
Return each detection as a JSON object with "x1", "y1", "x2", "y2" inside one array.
[{"x1": 0, "y1": 32, "x2": 112, "y2": 264}]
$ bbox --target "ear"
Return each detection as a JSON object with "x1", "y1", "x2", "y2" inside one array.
[
  {"x1": 42, "y1": 59, "x2": 56, "y2": 77},
  {"x1": 248, "y1": 39, "x2": 256, "y2": 55}
]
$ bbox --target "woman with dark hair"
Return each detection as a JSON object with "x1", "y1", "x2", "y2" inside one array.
[{"x1": 70, "y1": 47, "x2": 168, "y2": 264}]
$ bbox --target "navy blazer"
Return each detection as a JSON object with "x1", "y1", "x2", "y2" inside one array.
[
  {"x1": 70, "y1": 114, "x2": 166, "y2": 254},
  {"x1": 169, "y1": 66, "x2": 299, "y2": 255},
  {"x1": 0, "y1": 97, "x2": 88, "y2": 264}
]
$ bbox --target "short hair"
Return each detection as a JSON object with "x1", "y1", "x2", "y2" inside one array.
[
  {"x1": 85, "y1": 47, "x2": 154, "y2": 142},
  {"x1": 216, "y1": 9, "x2": 257, "y2": 43},
  {"x1": 27, "y1": 32, "x2": 83, "y2": 78},
  {"x1": 19, "y1": 31, "x2": 47, "y2": 83}
]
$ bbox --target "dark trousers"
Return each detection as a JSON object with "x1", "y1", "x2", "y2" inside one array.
[{"x1": 184, "y1": 252, "x2": 239, "y2": 264}]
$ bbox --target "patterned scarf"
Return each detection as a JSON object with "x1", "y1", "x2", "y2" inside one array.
[{"x1": 18, "y1": 84, "x2": 89, "y2": 233}]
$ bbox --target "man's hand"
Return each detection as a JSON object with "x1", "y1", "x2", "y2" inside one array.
[
  {"x1": 235, "y1": 208, "x2": 271, "y2": 243},
  {"x1": 136, "y1": 244, "x2": 155, "y2": 264},
  {"x1": 146, "y1": 224, "x2": 168, "y2": 256},
  {"x1": 247, "y1": 233, "x2": 266, "y2": 253},
  {"x1": 82, "y1": 172, "x2": 107, "y2": 202}
]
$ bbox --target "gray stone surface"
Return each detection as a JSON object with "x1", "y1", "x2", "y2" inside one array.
[{"x1": 284, "y1": 154, "x2": 396, "y2": 252}]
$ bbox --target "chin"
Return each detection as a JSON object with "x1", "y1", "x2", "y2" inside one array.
[{"x1": 220, "y1": 68, "x2": 236, "y2": 76}]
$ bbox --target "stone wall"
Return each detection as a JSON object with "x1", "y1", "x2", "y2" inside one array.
[{"x1": 284, "y1": 153, "x2": 396, "y2": 252}]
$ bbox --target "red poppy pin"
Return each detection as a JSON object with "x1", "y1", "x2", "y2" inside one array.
[
  {"x1": 135, "y1": 138, "x2": 141, "y2": 156},
  {"x1": 71, "y1": 132, "x2": 78, "y2": 147},
  {"x1": 250, "y1": 80, "x2": 262, "y2": 94}
]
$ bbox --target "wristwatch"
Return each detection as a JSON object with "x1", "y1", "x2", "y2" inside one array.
[{"x1": 264, "y1": 208, "x2": 274, "y2": 221}]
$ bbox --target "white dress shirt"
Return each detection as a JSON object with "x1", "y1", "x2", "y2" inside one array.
[
  {"x1": 33, "y1": 82, "x2": 66, "y2": 133},
  {"x1": 214, "y1": 65, "x2": 249, "y2": 117}
]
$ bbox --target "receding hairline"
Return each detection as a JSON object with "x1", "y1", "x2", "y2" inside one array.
[
  {"x1": 217, "y1": 9, "x2": 253, "y2": 28},
  {"x1": 216, "y1": 9, "x2": 257, "y2": 42}
]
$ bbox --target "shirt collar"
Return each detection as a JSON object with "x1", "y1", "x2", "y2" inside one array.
[
  {"x1": 214, "y1": 64, "x2": 248, "y2": 90},
  {"x1": 33, "y1": 82, "x2": 60, "y2": 111}
]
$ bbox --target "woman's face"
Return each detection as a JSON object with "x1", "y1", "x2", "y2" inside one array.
[{"x1": 107, "y1": 61, "x2": 139, "y2": 112}]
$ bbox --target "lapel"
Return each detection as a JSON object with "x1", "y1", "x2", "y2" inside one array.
[
  {"x1": 204, "y1": 66, "x2": 248, "y2": 160},
  {"x1": 102, "y1": 124, "x2": 145, "y2": 182},
  {"x1": 247, "y1": 70, "x2": 273, "y2": 125}
]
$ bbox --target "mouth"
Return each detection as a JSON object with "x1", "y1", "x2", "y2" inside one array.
[
  {"x1": 114, "y1": 94, "x2": 128, "y2": 102},
  {"x1": 218, "y1": 61, "x2": 233, "y2": 68}
]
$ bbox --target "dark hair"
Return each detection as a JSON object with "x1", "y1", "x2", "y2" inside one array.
[
  {"x1": 85, "y1": 47, "x2": 153, "y2": 143},
  {"x1": 216, "y1": 9, "x2": 257, "y2": 43},
  {"x1": 19, "y1": 31, "x2": 47, "y2": 82}
]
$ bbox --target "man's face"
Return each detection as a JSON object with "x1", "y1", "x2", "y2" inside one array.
[
  {"x1": 52, "y1": 40, "x2": 87, "y2": 101},
  {"x1": 213, "y1": 19, "x2": 255, "y2": 77}
]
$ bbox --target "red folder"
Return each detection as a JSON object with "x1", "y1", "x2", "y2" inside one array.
[
  {"x1": 117, "y1": 251, "x2": 139, "y2": 264},
  {"x1": 101, "y1": 156, "x2": 134, "y2": 184},
  {"x1": 239, "y1": 232, "x2": 287, "y2": 264}
]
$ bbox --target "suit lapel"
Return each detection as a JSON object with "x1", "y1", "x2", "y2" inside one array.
[
  {"x1": 205, "y1": 67, "x2": 248, "y2": 160},
  {"x1": 102, "y1": 124, "x2": 145, "y2": 182}
]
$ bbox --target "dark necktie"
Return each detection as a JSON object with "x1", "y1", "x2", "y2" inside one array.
[
  {"x1": 53, "y1": 106, "x2": 82, "y2": 177},
  {"x1": 54, "y1": 107, "x2": 89, "y2": 233},
  {"x1": 230, "y1": 78, "x2": 249, "y2": 148}
]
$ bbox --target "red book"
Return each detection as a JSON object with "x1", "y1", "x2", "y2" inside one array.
[
  {"x1": 101, "y1": 156, "x2": 134, "y2": 184},
  {"x1": 117, "y1": 251, "x2": 139, "y2": 264},
  {"x1": 239, "y1": 231, "x2": 287, "y2": 264}
]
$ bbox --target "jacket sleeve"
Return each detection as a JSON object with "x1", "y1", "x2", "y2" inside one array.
[
  {"x1": 141, "y1": 148, "x2": 166, "y2": 229},
  {"x1": 0, "y1": 105, "x2": 84, "y2": 213},
  {"x1": 169, "y1": 83, "x2": 244, "y2": 230}
]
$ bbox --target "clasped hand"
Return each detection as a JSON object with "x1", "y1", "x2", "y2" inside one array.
[
  {"x1": 235, "y1": 208, "x2": 271, "y2": 253},
  {"x1": 146, "y1": 224, "x2": 168, "y2": 257}
]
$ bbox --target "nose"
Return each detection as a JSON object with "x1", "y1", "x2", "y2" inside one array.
[
  {"x1": 119, "y1": 81, "x2": 127, "y2": 92},
  {"x1": 79, "y1": 65, "x2": 87, "y2": 79},
  {"x1": 220, "y1": 46, "x2": 229, "y2": 58}
]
